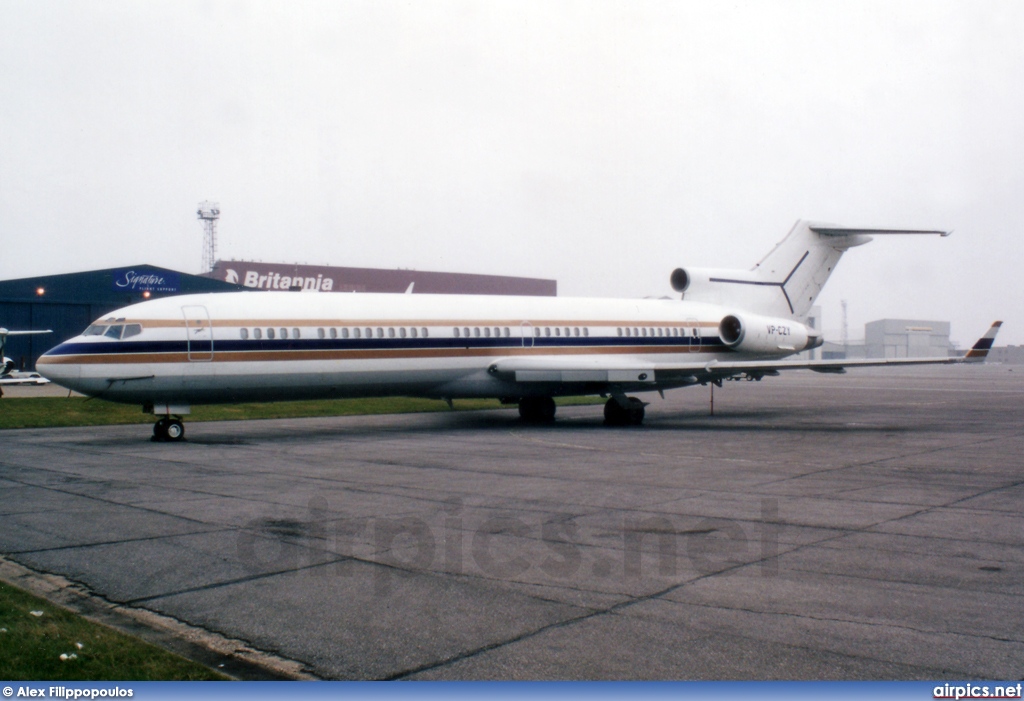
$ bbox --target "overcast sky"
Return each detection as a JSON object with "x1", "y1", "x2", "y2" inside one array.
[{"x1": 1, "y1": 1, "x2": 1021, "y2": 345}]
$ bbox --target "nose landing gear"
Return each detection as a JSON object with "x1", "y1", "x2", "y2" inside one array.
[
  {"x1": 153, "y1": 416, "x2": 186, "y2": 442},
  {"x1": 603, "y1": 396, "x2": 646, "y2": 426},
  {"x1": 518, "y1": 396, "x2": 557, "y2": 423}
]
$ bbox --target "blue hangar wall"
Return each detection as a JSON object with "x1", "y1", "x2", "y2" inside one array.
[{"x1": 0, "y1": 265, "x2": 242, "y2": 371}]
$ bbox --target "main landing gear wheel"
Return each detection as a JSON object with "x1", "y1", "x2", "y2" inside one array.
[
  {"x1": 152, "y1": 417, "x2": 186, "y2": 442},
  {"x1": 604, "y1": 396, "x2": 645, "y2": 426},
  {"x1": 518, "y1": 396, "x2": 557, "y2": 423}
]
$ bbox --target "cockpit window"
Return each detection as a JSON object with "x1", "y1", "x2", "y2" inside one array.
[
  {"x1": 104, "y1": 325, "x2": 124, "y2": 339},
  {"x1": 84, "y1": 325, "x2": 107, "y2": 336},
  {"x1": 122, "y1": 324, "x2": 142, "y2": 339}
]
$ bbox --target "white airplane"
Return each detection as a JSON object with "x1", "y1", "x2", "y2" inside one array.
[
  {"x1": 36, "y1": 221, "x2": 1001, "y2": 441},
  {"x1": 0, "y1": 327, "x2": 53, "y2": 396}
]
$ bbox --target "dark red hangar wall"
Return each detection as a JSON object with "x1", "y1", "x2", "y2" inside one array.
[{"x1": 205, "y1": 261, "x2": 557, "y2": 297}]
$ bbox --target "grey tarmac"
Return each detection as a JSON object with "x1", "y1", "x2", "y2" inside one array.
[{"x1": 1, "y1": 365, "x2": 1022, "y2": 680}]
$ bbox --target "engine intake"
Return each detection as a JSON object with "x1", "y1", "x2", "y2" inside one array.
[{"x1": 670, "y1": 268, "x2": 690, "y2": 293}]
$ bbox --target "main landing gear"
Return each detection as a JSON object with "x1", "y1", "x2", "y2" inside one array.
[
  {"x1": 518, "y1": 396, "x2": 557, "y2": 423},
  {"x1": 152, "y1": 416, "x2": 185, "y2": 442},
  {"x1": 603, "y1": 396, "x2": 646, "y2": 426},
  {"x1": 517, "y1": 395, "x2": 647, "y2": 426}
]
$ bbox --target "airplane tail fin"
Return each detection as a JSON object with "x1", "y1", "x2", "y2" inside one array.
[
  {"x1": 962, "y1": 321, "x2": 1003, "y2": 362},
  {"x1": 750, "y1": 221, "x2": 951, "y2": 318},
  {"x1": 673, "y1": 221, "x2": 949, "y2": 319}
]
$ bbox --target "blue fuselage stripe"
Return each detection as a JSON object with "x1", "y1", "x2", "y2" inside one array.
[{"x1": 45, "y1": 336, "x2": 726, "y2": 357}]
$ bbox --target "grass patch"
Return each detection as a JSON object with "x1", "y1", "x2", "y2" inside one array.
[
  {"x1": 0, "y1": 395, "x2": 604, "y2": 430},
  {"x1": 0, "y1": 581, "x2": 227, "y2": 680}
]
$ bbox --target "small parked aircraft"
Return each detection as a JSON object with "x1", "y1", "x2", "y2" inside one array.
[{"x1": 0, "y1": 327, "x2": 52, "y2": 396}]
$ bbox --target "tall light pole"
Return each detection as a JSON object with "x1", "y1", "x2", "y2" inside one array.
[{"x1": 197, "y1": 201, "x2": 220, "y2": 273}]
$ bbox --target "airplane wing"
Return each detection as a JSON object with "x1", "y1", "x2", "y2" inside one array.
[
  {"x1": 0, "y1": 373, "x2": 51, "y2": 386},
  {"x1": 489, "y1": 321, "x2": 1003, "y2": 386}
]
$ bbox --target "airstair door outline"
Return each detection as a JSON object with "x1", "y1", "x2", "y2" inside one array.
[
  {"x1": 687, "y1": 318, "x2": 700, "y2": 353},
  {"x1": 182, "y1": 305, "x2": 213, "y2": 361},
  {"x1": 520, "y1": 322, "x2": 534, "y2": 348}
]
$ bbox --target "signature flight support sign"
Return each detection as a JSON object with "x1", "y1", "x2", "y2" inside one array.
[{"x1": 112, "y1": 269, "x2": 181, "y2": 294}]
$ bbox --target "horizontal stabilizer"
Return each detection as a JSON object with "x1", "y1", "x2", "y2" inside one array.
[{"x1": 808, "y1": 226, "x2": 951, "y2": 237}]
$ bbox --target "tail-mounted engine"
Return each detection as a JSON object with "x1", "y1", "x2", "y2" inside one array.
[{"x1": 718, "y1": 313, "x2": 821, "y2": 354}]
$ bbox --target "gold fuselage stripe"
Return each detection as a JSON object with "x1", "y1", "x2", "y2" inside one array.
[{"x1": 38, "y1": 344, "x2": 728, "y2": 365}]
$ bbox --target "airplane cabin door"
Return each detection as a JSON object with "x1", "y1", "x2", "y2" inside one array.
[
  {"x1": 182, "y1": 305, "x2": 214, "y2": 361},
  {"x1": 686, "y1": 317, "x2": 700, "y2": 353},
  {"x1": 520, "y1": 322, "x2": 534, "y2": 348}
]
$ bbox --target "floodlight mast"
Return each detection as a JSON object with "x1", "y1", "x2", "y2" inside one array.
[{"x1": 197, "y1": 201, "x2": 220, "y2": 273}]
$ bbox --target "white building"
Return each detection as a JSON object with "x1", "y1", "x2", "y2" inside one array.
[{"x1": 865, "y1": 319, "x2": 951, "y2": 359}]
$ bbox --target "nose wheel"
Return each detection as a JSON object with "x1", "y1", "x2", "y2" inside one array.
[
  {"x1": 604, "y1": 396, "x2": 645, "y2": 426},
  {"x1": 153, "y1": 417, "x2": 186, "y2": 442},
  {"x1": 518, "y1": 396, "x2": 557, "y2": 423}
]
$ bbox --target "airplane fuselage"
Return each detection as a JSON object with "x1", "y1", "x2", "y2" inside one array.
[{"x1": 36, "y1": 291, "x2": 803, "y2": 408}]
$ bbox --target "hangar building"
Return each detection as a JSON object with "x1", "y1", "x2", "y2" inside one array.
[
  {"x1": 822, "y1": 318, "x2": 954, "y2": 359},
  {"x1": 0, "y1": 265, "x2": 241, "y2": 372},
  {"x1": 204, "y1": 260, "x2": 557, "y2": 296},
  {"x1": 864, "y1": 319, "x2": 951, "y2": 359}
]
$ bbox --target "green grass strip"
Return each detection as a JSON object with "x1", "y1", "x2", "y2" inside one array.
[
  {"x1": 0, "y1": 396, "x2": 603, "y2": 430},
  {"x1": 0, "y1": 581, "x2": 227, "y2": 681}
]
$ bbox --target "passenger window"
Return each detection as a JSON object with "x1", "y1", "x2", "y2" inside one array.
[
  {"x1": 534, "y1": 328, "x2": 541, "y2": 337},
  {"x1": 267, "y1": 328, "x2": 275, "y2": 340},
  {"x1": 421, "y1": 328, "x2": 428, "y2": 337},
  {"x1": 555, "y1": 327, "x2": 561, "y2": 337},
  {"x1": 388, "y1": 328, "x2": 395, "y2": 338},
  {"x1": 484, "y1": 327, "x2": 491, "y2": 338},
  {"x1": 293, "y1": 328, "x2": 300, "y2": 338},
  {"x1": 122, "y1": 324, "x2": 142, "y2": 339},
  {"x1": 410, "y1": 327, "x2": 417, "y2": 338},
  {"x1": 317, "y1": 328, "x2": 325, "y2": 339},
  {"x1": 617, "y1": 328, "x2": 622, "y2": 337},
  {"x1": 564, "y1": 327, "x2": 570, "y2": 337},
  {"x1": 280, "y1": 328, "x2": 288, "y2": 339},
  {"x1": 353, "y1": 328, "x2": 361, "y2": 339},
  {"x1": 545, "y1": 327, "x2": 551, "y2": 337},
  {"x1": 400, "y1": 327, "x2": 407, "y2": 338},
  {"x1": 463, "y1": 327, "x2": 470, "y2": 337},
  {"x1": 574, "y1": 328, "x2": 580, "y2": 337},
  {"x1": 365, "y1": 328, "x2": 372, "y2": 338},
  {"x1": 454, "y1": 327, "x2": 460, "y2": 338},
  {"x1": 583, "y1": 328, "x2": 589, "y2": 337},
  {"x1": 104, "y1": 325, "x2": 123, "y2": 339},
  {"x1": 254, "y1": 328, "x2": 262, "y2": 340},
  {"x1": 241, "y1": 328, "x2": 250, "y2": 340},
  {"x1": 474, "y1": 327, "x2": 480, "y2": 337},
  {"x1": 503, "y1": 327, "x2": 510, "y2": 337},
  {"x1": 377, "y1": 328, "x2": 384, "y2": 338}
]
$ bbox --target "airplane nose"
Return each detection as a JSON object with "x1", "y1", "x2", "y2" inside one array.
[{"x1": 36, "y1": 346, "x2": 82, "y2": 385}]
